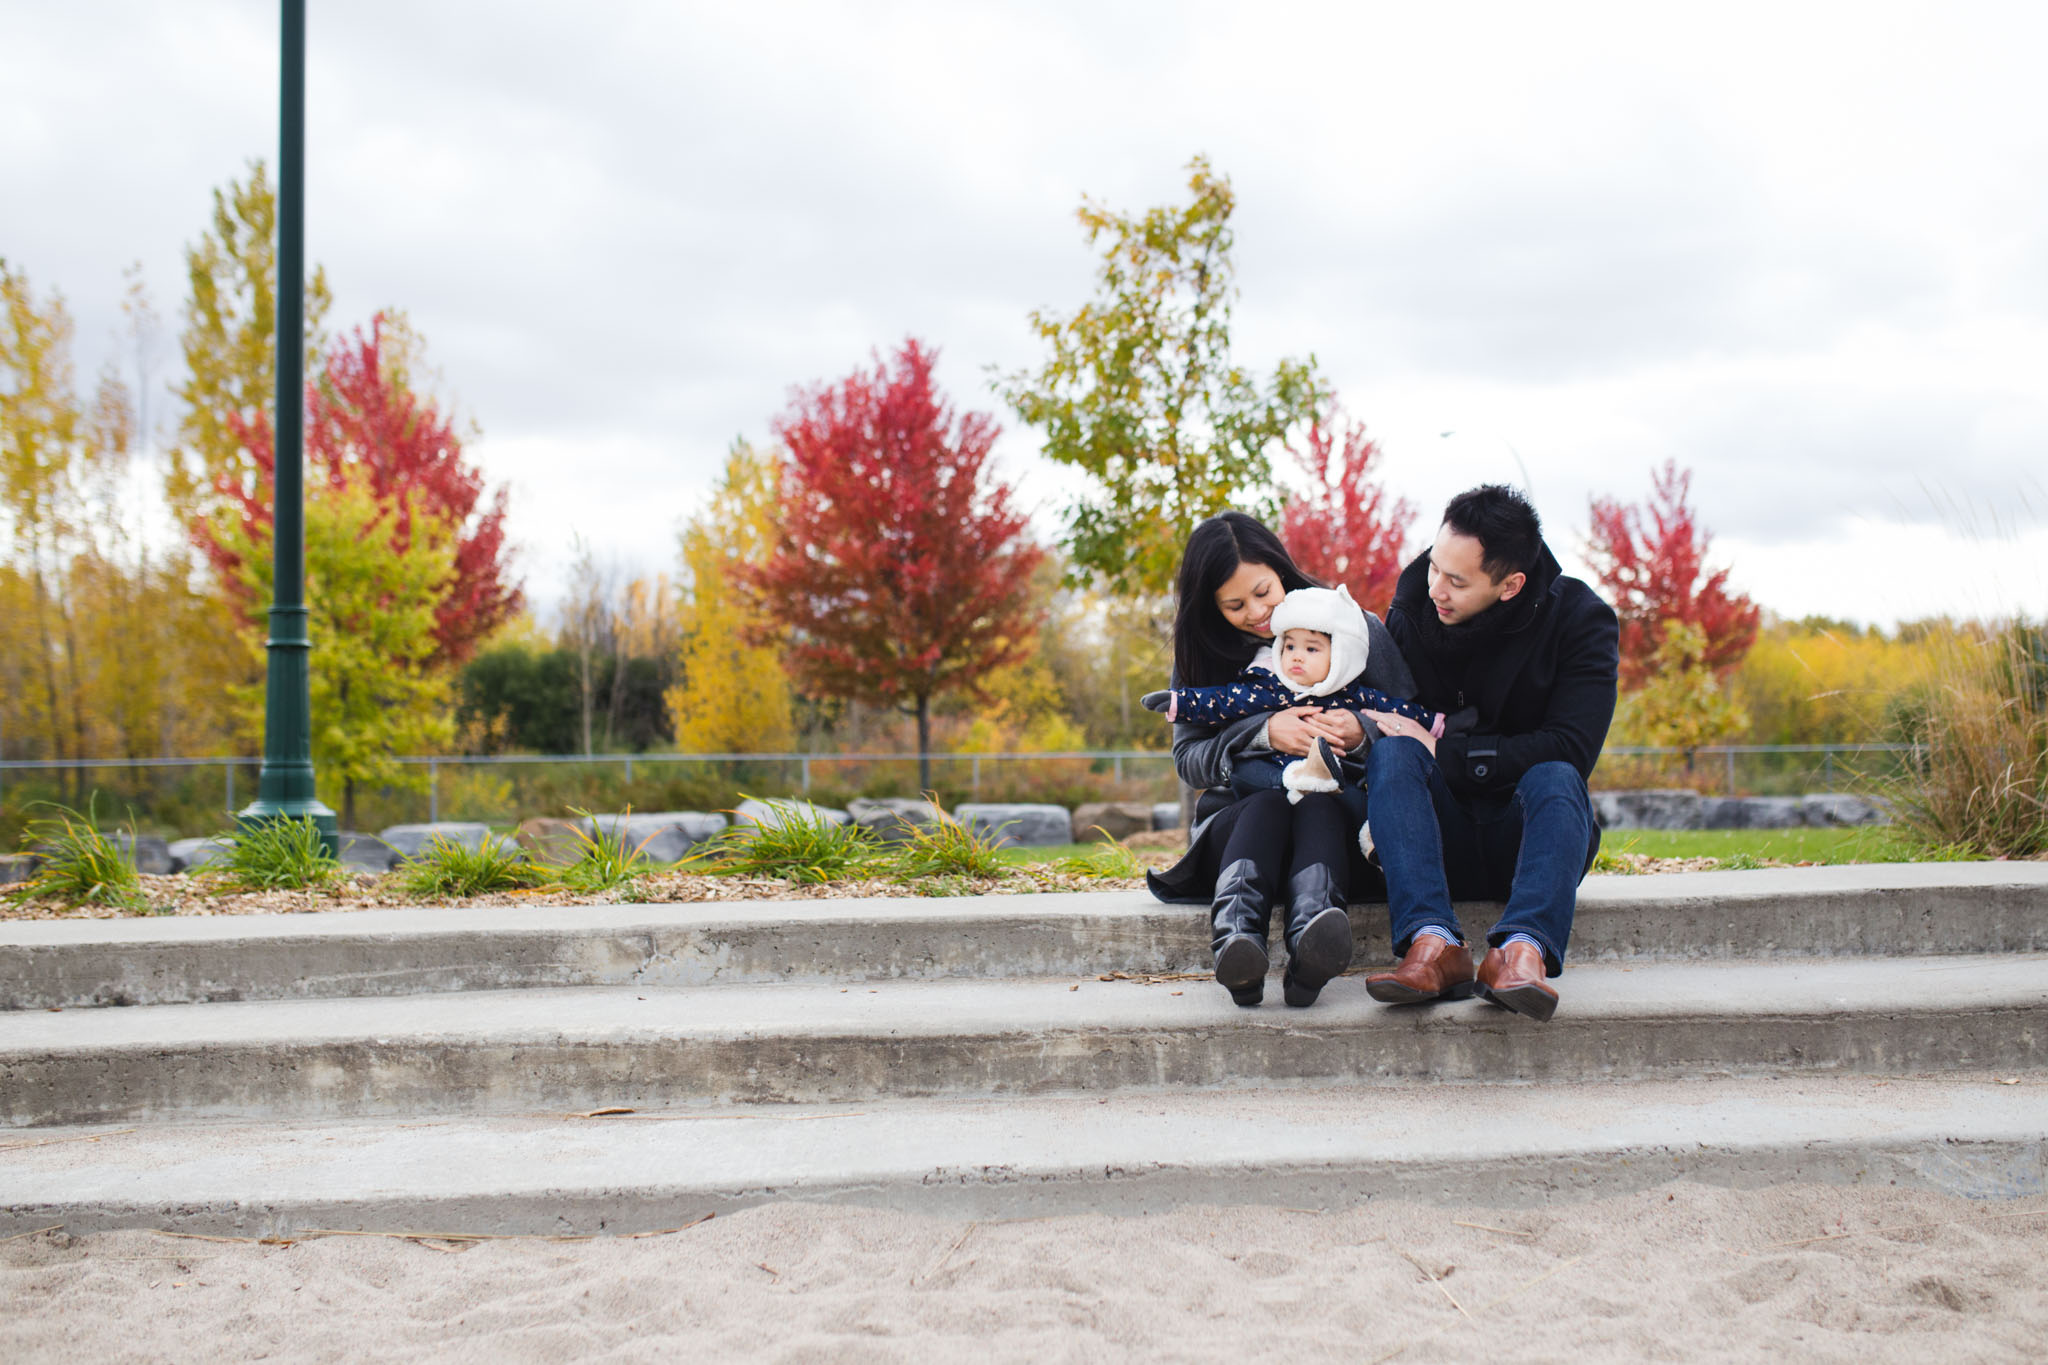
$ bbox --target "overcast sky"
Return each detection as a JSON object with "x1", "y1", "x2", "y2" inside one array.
[{"x1": 6, "y1": 0, "x2": 2046, "y2": 628}]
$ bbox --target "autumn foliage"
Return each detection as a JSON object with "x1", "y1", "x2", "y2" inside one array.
[
  {"x1": 194, "y1": 314, "x2": 520, "y2": 667},
  {"x1": 742, "y1": 339, "x2": 1046, "y2": 785},
  {"x1": 1585, "y1": 460, "x2": 1760, "y2": 689},
  {"x1": 1278, "y1": 409, "x2": 1417, "y2": 618}
]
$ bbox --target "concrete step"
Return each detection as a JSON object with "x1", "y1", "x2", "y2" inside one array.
[
  {"x1": 6, "y1": 862, "x2": 2046, "y2": 1010},
  {"x1": 3, "y1": 954, "x2": 2042, "y2": 1127},
  {"x1": 2, "y1": 1075, "x2": 2041, "y2": 1236}
]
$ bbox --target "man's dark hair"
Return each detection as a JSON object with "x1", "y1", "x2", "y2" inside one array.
[
  {"x1": 1441, "y1": 484, "x2": 1543, "y2": 583},
  {"x1": 1171, "y1": 511, "x2": 1322, "y2": 685}
]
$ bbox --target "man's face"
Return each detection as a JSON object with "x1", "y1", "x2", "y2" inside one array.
[
  {"x1": 1426, "y1": 526, "x2": 1525, "y2": 626},
  {"x1": 1278, "y1": 628, "x2": 1331, "y2": 685}
]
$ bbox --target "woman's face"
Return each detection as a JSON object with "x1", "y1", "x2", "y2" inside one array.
[{"x1": 1213, "y1": 559, "x2": 1284, "y2": 639}]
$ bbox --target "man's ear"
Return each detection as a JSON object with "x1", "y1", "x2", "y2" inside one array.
[{"x1": 1496, "y1": 571, "x2": 1528, "y2": 602}]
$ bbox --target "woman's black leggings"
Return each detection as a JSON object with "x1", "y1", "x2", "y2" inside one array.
[{"x1": 1213, "y1": 788, "x2": 1352, "y2": 899}]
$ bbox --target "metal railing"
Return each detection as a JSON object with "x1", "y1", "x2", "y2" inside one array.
[{"x1": 0, "y1": 743, "x2": 1920, "y2": 826}]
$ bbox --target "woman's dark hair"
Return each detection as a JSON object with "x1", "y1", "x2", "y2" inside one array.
[{"x1": 1171, "y1": 512, "x2": 1322, "y2": 687}]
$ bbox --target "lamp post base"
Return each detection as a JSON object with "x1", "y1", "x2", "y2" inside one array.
[{"x1": 236, "y1": 798, "x2": 339, "y2": 856}]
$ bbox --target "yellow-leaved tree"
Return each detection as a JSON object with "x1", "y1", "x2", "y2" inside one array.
[
  {"x1": 216, "y1": 479, "x2": 456, "y2": 830},
  {"x1": 666, "y1": 441, "x2": 795, "y2": 754}
]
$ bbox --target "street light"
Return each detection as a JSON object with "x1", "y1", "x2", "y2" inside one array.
[
  {"x1": 1440, "y1": 430, "x2": 1535, "y2": 496},
  {"x1": 238, "y1": 0, "x2": 337, "y2": 852}
]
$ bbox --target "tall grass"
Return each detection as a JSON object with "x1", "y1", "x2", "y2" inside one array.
[
  {"x1": 211, "y1": 817, "x2": 345, "y2": 892},
  {"x1": 1885, "y1": 620, "x2": 2047, "y2": 858},
  {"x1": 4, "y1": 799, "x2": 148, "y2": 913},
  {"x1": 694, "y1": 797, "x2": 882, "y2": 885}
]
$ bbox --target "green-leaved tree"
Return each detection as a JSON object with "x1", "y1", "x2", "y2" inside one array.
[{"x1": 997, "y1": 156, "x2": 1326, "y2": 596}]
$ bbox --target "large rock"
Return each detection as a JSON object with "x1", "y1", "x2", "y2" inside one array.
[
  {"x1": 845, "y1": 797, "x2": 943, "y2": 843},
  {"x1": 0, "y1": 854, "x2": 39, "y2": 885},
  {"x1": 514, "y1": 817, "x2": 588, "y2": 866},
  {"x1": 336, "y1": 832, "x2": 401, "y2": 873},
  {"x1": 1594, "y1": 789, "x2": 1703, "y2": 830},
  {"x1": 378, "y1": 823, "x2": 499, "y2": 859},
  {"x1": 167, "y1": 837, "x2": 230, "y2": 873},
  {"x1": 954, "y1": 803, "x2": 1073, "y2": 847},
  {"x1": 1152, "y1": 802, "x2": 1183, "y2": 832},
  {"x1": 109, "y1": 832, "x2": 173, "y2": 875},
  {"x1": 1802, "y1": 793, "x2": 1891, "y2": 827},
  {"x1": 1070, "y1": 801, "x2": 1155, "y2": 843},
  {"x1": 580, "y1": 811, "x2": 728, "y2": 863},
  {"x1": 1699, "y1": 796, "x2": 1806, "y2": 830},
  {"x1": 732, "y1": 799, "x2": 851, "y2": 831}
]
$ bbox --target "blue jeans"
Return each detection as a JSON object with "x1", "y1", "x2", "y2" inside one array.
[{"x1": 1363, "y1": 736, "x2": 1599, "y2": 976}]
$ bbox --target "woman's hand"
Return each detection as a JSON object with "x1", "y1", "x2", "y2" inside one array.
[
  {"x1": 1364, "y1": 709, "x2": 1436, "y2": 757},
  {"x1": 1266, "y1": 706, "x2": 1336, "y2": 757},
  {"x1": 1312, "y1": 709, "x2": 1366, "y2": 752}
]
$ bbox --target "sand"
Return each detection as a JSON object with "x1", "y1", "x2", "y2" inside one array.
[{"x1": 6, "y1": 1184, "x2": 2046, "y2": 1362}]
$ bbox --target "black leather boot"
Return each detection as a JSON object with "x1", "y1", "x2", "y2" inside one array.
[
  {"x1": 1210, "y1": 858, "x2": 1271, "y2": 1007},
  {"x1": 1281, "y1": 863, "x2": 1353, "y2": 1007}
]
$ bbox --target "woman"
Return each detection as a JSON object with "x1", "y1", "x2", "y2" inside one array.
[{"x1": 1145, "y1": 512, "x2": 1418, "y2": 1007}]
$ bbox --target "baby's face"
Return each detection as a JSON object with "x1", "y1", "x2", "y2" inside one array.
[{"x1": 1278, "y1": 628, "x2": 1331, "y2": 686}]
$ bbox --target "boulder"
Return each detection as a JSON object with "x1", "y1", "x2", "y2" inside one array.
[
  {"x1": 167, "y1": 837, "x2": 230, "y2": 873},
  {"x1": 378, "y1": 823, "x2": 499, "y2": 859},
  {"x1": 336, "y1": 832, "x2": 401, "y2": 873},
  {"x1": 108, "y1": 832, "x2": 174, "y2": 875},
  {"x1": 845, "y1": 797, "x2": 943, "y2": 843},
  {"x1": 1743, "y1": 796, "x2": 1807, "y2": 830},
  {"x1": 580, "y1": 811, "x2": 727, "y2": 863},
  {"x1": 0, "y1": 854, "x2": 39, "y2": 885},
  {"x1": 953, "y1": 803, "x2": 1073, "y2": 847},
  {"x1": 1070, "y1": 801, "x2": 1155, "y2": 843},
  {"x1": 514, "y1": 816, "x2": 589, "y2": 866},
  {"x1": 1802, "y1": 793, "x2": 1891, "y2": 827},
  {"x1": 1594, "y1": 789, "x2": 1703, "y2": 830},
  {"x1": 732, "y1": 798, "x2": 851, "y2": 831},
  {"x1": 1152, "y1": 802, "x2": 1183, "y2": 832}
]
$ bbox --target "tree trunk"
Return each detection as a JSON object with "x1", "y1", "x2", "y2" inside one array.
[
  {"x1": 578, "y1": 641, "x2": 594, "y2": 754},
  {"x1": 915, "y1": 693, "x2": 932, "y2": 795}
]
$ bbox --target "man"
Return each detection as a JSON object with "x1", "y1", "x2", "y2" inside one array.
[{"x1": 1358, "y1": 484, "x2": 1618, "y2": 1021}]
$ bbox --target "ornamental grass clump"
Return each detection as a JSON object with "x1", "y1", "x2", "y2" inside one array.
[
  {"x1": 1885, "y1": 619, "x2": 2048, "y2": 859},
  {"x1": 695, "y1": 797, "x2": 881, "y2": 885},
  {"x1": 559, "y1": 807, "x2": 657, "y2": 894},
  {"x1": 887, "y1": 801, "x2": 1010, "y2": 881},
  {"x1": 397, "y1": 834, "x2": 549, "y2": 899},
  {"x1": 4, "y1": 799, "x2": 148, "y2": 913},
  {"x1": 1048, "y1": 831, "x2": 1148, "y2": 880},
  {"x1": 211, "y1": 816, "x2": 344, "y2": 892}
]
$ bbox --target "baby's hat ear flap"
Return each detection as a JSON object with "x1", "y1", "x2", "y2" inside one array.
[{"x1": 1336, "y1": 583, "x2": 1356, "y2": 607}]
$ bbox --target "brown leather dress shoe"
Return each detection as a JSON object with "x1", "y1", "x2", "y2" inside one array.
[
  {"x1": 1364, "y1": 935, "x2": 1476, "y2": 1004},
  {"x1": 1476, "y1": 940, "x2": 1560, "y2": 1022}
]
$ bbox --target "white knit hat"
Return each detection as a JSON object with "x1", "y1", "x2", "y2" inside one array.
[{"x1": 1266, "y1": 583, "x2": 1371, "y2": 699}]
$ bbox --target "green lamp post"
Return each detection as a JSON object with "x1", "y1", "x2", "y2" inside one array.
[{"x1": 238, "y1": 0, "x2": 338, "y2": 853}]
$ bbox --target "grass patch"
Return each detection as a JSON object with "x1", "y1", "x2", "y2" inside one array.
[
  {"x1": 1045, "y1": 835, "x2": 1149, "y2": 880},
  {"x1": 1590, "y1": 826, "x2": 1963, "y2": 868},
  {"x1": 558, "y1": 807, "x2": 658, "y2": 894},
  {"x1": 4, "y1": 800, "x2": 148, "y2": 913},
  {"x1": 888, "y1": 802, "x2": 1011, "y2": 881},
  {"x1": 693, "y1": 797, "x2": 882, "y2": 885},
  {"x1": 208, "y1": 816, "x2": 343, "y2": 892},
  {"x1": 397, "y1": 834, "x2": 549, "y2": 898}
]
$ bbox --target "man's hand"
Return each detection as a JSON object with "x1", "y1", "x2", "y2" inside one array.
[
  {"x1": 1269, "y1": 707, "x2": 1363, "y2": 756},
  {"x1": 1364, "y1": 708, "x2": 1436, "y2": 757}
]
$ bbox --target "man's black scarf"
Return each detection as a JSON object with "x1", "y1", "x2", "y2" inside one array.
[{"x1": 1414, "y1": 587, "x2": 1538, "y2": 700}]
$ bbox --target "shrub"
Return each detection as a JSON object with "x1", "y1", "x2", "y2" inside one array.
[
  {"x1": 397, "y1": 835, "x2": 549, "y2": 898},
  {"x1": 210, "y1": 816, "x2": 344, "y2": 892},
  {"x1": 1885, "y1": 620, "x2": 2048, "y2": 858},
  {"x1": 696, "y1": 797, "x2": 881, "y2": 885},
  {"x1": 5, "y1": 799, "x2": 148, "y2": 913}
]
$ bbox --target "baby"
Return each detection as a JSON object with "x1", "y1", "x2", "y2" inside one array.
[{"x1": 1145, "y1": 584, "x2": 1442, "y2": 833}]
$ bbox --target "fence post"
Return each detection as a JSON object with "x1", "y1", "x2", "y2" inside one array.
[
  {"x1": 1823, "y1": 750, "x2": 1835, "y2": 790},
  {"x1": 971, "y1": 755, "x2": 981, "y2": 801},
  {"x1": 625, "y1": 755, "x2": 633, "y2": 787},
  {"x1": 428, "y1": 758, "x2": 439, "y2": 822},
  {"x1": 801, "y1": 756, "x2": 811, "y2": 796},
  {"x1": 225, "y1": 761, "x2": 234, "y2": 815},
  {"x1": 1114, "y1": 753, "x2": 1123, "y2": 782},
  {"x1": 1725, "y1": 749, "x2": 1736, "y2": 796}
]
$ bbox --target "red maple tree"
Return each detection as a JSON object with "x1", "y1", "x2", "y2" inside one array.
[
  {"x1": 1277, "y1": 409, "x2": 1417, "y2": 618},
  {"x1": 195, "y1": 314, "x2": 521, "y2": 666},
  {"x1": 1584, "y1": 459, "x2": 1759, "y2": 689},
  {"x1": 741, "y1": 338, "x2": 1046, "y2": 788}
]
